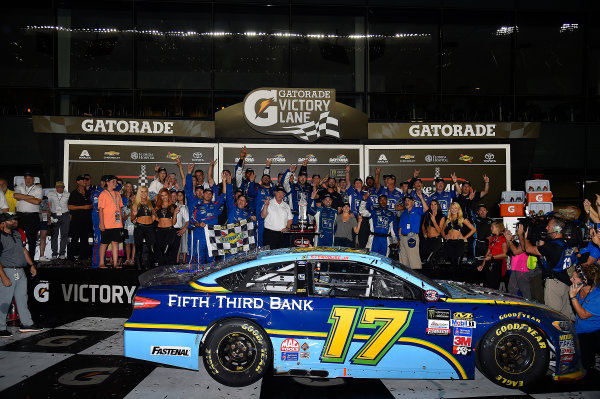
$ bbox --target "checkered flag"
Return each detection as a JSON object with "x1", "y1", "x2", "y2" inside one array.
[
  {"x1": 205, "y1": 218, "x2": 256, "y2": 257},
  {"x1": 138, "y1": 165, "x2": 148, "y2": 187},
  {"x1": 268, "y1": 112, "x2": 340, "y2": 142}
]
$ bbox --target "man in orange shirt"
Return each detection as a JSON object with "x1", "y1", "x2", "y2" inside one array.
[{"x1": 98, "y1": 175, "x2": 123, "y2": 268}]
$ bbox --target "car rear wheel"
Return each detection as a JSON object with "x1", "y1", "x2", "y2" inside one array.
[
  {"x1": 202, "y1": 319, "x2": 272, "y2": 387},
  {"x1": 477, "y1": 320, "x2": 549, "y2": 389}
]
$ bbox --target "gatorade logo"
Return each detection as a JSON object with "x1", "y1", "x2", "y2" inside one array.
[
  {"x1": 508, "y1": 205, "x2": 515, "y2": 213},
  {"x1": 34, "y1": 281, "x2": 49, "y2": 302},
  {"x1": 57, "y1": 367, "x2": 119, "y2": 386},
  {"x1": 536, "y1": 194, "x2": 543, "y2": 202}
]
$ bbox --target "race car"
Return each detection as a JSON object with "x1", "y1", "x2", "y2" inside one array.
[{"x1": 123, "y1": 247, "x2": 584, "y2": 388}]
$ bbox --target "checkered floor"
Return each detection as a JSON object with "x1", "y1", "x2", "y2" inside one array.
[{"x1": 0, "y1": 317, "x2": 598, "y2": 399}]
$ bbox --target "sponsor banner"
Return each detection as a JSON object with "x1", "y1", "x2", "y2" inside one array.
[
  {"x1": 33, "y1": 116, "x2": 215, "y2": 138},
  {"x1": 452, "y1": 312, "x2": 474, "y2": 321},
  {"x1": 216, "y1": 88, "x2": 368, "y2": 142},
  {"x1": 366, "y1": 145, "x2": 510, "y2": 211},
  {"x1": 220, "y1": 144, "x2": 363, "y2": 184},
  {"x1": 428, "y1": 319, "x2": 450, "y2": 329},
  {"x1": 426, "y1": 327, "x2": 451, "y2": 336},
  {"x1": 368, "y1": 122, "x2": 540, "y2": 140},
  {"x1": 453, "y1": 336, "x2": 472, "y2": 347},
  {"x1": 29, "y1": 268, "x2": 141, "y2": 315},
  {"x1": 452, "y1": 345, "x2": 472, "y2": 355},
  {"x1": 453, "y1": 327, "x2": 473, "y2": 337},
  {"x1": 65, "y1": 140, "x2": 217, "y2": 191},
  {"x1": 427, "y1": 308, "x2": 451, "y2": 320}
]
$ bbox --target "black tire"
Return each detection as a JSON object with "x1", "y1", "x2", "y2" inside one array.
[
  {"x1": 477, "y1": 320, "x2": 549, "y2": 389},
  {"x1": 202, "y1": 319, "x2": 272, "y2": 387}
]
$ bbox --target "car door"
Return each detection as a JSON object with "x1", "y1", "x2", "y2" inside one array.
[{"x1": 299, "y1": 259, "x2": 460, "y2": 380}]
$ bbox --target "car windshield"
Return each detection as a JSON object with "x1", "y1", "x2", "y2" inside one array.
[
  {"x1": 138, "y1": 250, "x2": 261, "y2": 288},
  {"x1": 388, "y1": 259, "x2": 451, "y2": 297}
]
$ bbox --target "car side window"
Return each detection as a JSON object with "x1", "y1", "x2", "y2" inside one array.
[
  {"x1": 217, "y1": 262, "x2": 296, "y2": 294},
  {"x1": 310, "y1": 261, "x2": 418, "y2": 300}
]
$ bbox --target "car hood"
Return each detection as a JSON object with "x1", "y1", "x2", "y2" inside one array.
[{"x1": 437, "y1": 280, "x2": 541, "y2": 306}]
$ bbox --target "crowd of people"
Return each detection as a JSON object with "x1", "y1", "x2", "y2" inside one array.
[{"x1": 0, "y1": 147, "x2": 599, "y2": 365}]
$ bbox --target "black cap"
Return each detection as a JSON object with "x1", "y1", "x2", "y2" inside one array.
[
  {"x1": 462, "y1": 180, "x2": 472, "y2": 186},
  {"x1": 104, "y1": 175, "x2": 117, "y2": 182},
  {"x1": 274, "y1": 185, "x2": 285, "y2": 192},
  {"x1": 0, "y1": 213, "x2": 18, "y2": 223},
  {"x1": 366, "y1": 175, "x2": 374, "y2": 181},
  {"x1": 434, "y1": 177, "x2": 444, "y2": 183},
  {"x1": 400, "y1": 180, "x2": 409, "y2": 185},
  {"x1": 477, "y1": 203, "x2": 487, "y2": 209},
  {"x1": 298, "y1": 171, "x2": 307, "y2": 177},
  {"x1": 312, "y1": 174, "x2": 320, "y2": 179},
  {"x1": 404, "y1": 196, "x2": 414, "y2": 201},
  {"x1": 385, "y1": 174, "x2": 396, "y2": 180},
  {"x1": 24, "y1": 172, "x2": 33, "y2": 177},
  {"x1": 262, "y1": 173, "x2": 270, "y2": 179},
  {"x1": 322, "y1": 193, "x2": 332, "y2": 200},
  {"x1": 245, "y1": 168, "x2": 254, "y2": 174},
  {"x1": 234, "y1": 188, "x2": 244, "y2": 194},
  {"x1": 76, "y1": 175, "x2": 85, "y2": 181},
  {"x1": 414, "y1": 177, "x2": 422, "y2": 183},
  {"x1": 204, "y1": 187, "x2": 213, "y2": 193},
  {"x1": 194, "y1": 185, "x2": 204, "y2": 190},
  {"x1": 157, "y1": 167, "x2": 167, "y2": 173}
]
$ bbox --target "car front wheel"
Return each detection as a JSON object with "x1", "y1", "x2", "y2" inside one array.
[
  {"x1": 477, "y1": 320, "x2": 549, "y2": 389},
  {"x1": 202, "y1": 318, "x2": 272, "y2": 387}
]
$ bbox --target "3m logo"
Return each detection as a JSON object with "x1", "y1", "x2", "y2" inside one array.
[{"x1": 453, "y1": 336, "x2": 472, "y2": 347}]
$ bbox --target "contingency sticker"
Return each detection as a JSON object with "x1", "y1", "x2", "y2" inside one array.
[
  {"x1": 424, "y1": 290, "x2": 439, "y2": 302},
  {"x1": 453, "y1": 327, "x2": 472, "y2": 337},
  {"x1": 450, "y1": 319, "x2": 476, "y2": 328}
]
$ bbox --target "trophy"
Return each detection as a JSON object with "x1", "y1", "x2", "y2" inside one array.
[{"x1": 298, "y1": 192, "x2": 308, "y2": 231}]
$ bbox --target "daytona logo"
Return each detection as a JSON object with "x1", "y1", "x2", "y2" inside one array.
[{"x1": 151, "y1": 346, "x2": 191, "y2": 357}]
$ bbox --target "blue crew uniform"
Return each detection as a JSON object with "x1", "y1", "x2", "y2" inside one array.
[
  {"x1": 345, "y1": 186, "x2": 366, "y2": 216},
  {"x1": 253, "y1": 183, "x2": 274, "y2": 247},
  {"x1": 430, "y1": 189, "x2": 457, "y2": 217},
  {"x1": 91, "y1": 186, "x2": 104, "y2": 268},
  {"x1": 282, "y1": 169, "x2": 312, "y2": 223},
  {"x1": 225, "y1": 183, "x2": 253, "y2": 223},
  {"x1": 234, "y1": 159, "x2": 255, "y2": 211},
  {"x1": 359, "y1": 199, "x2": 396, "y2": 256},
  {"x1": 378, "y1": 186, "x2": 404, "y2": 216},
  {"x1": 408, "y1": 190, "x2": 430, "y2": 211},
  {"x1": 308, "y1": 200, "x2": 337, "y2": 246},
  {"x1": 185, "y1": 174, "x2": 224, "y2": 264}
]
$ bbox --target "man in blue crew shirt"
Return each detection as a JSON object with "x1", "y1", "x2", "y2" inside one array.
[
  {"x1": 359, "y1": 192, "x2": 396, "y2": 257},
  {"x1": 398, "y1": 194, "x2": 429, "y2": 269},
  {"x1": 429, "y1": 174, "x2": 460, "y2": 217},
  {"x1": 282, "y1": 160, "x2": 312, "y2": 224},
  {"x1": 308, "y1": 188, "x2": 337, "y2": 247},
  {"x1": 376, "y1": 170, "x2": 404, "y2": 217}
]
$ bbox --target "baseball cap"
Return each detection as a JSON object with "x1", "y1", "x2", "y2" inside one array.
[
  {"x1": 298, "y1": 171, "x2": 307, "y2": 177},
  {"x1": 366, "y1": 175, "x2": 374, "y2": 181},
  {"x1": 76, "y1": 175, "x2": 85, "y2": 181},
  {"x1": 404, "y1": 196, "x2": 414, "y2": 201},
  {"x1": 343, "y1": 202, "x2": 350, "y2": 207},
  {"x1": 322, "y1": 193, "x2": 332, "y2": 200},
  {"x1": 312, "y1": 174, "x2": 320, "y2": 179},
  {"x1": 274, "y1": 185, "x2": 285, "y2": 192},
  {"x1": 104, "y1": 175, "x2": 117, "y2": 182},
  {"x1": 24, "y1": 172, "x2": 33, "y2": 177},
  {"x1": 55, "y1": 181, "x2": 65, "y2": 188},
  {"x1": 0, "y1": 213, "x2": 18, "y2": 223},
  {"x1": 245, "y1": 168, "x2": 254, "y2": 174},
  {"x1": 385, "y1": 174, "x2": 396, "y2": 180},
  {"x1": 462, "y1": 180, "x2": 472, "y2": 186},
  {"x1": 414, "y1": 177, "x2": 422, "y2": 183},
  {"x1": 194, "y1": 185, "x2": 204, "y2": 190},
  {"x1": 204, "y1": 186, "x2": 214, "y2": 193},
  {"x1": 434, "y1": 177, "x2": 445, "y2": 183},
  {"x1": 157, "y1": 167, "x2": 167, "y2": 173}
]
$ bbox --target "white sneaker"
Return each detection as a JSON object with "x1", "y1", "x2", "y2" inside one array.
[
  {"x1": 59, "y1": 255, "x2": 67, "y2": 260},
  {"x1": 39, "y1": 256, "x2": 50, "y2": 262}
]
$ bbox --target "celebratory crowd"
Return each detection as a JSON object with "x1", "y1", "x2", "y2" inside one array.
[{"x1": 0, "y1": 146, "x2": 599, "y2": 368}]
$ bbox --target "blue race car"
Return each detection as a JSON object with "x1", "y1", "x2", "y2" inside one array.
[{"x1": 124, "y1": 247, "x2": 584, "y2": 388}]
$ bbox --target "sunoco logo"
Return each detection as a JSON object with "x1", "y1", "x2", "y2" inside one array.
[
  {"x1": 329, "y1": 154, "x2": 348, "y2": 163},
  {"x1": 243, "y1": 88, "x2": 340, "y2": 142},
  {"x1": 271, "y1": 153, "x2": 287, "y2": 163},
  {"x1": 151, "y1": 346, "x2": 191, "y2": 357}
]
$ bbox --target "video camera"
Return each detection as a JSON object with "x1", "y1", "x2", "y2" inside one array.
[{"x1": 516, "y1": 213, "x2": 591, "y2": 247}]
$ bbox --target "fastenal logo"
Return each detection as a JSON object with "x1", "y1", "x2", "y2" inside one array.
[
  {"x1": 425, "y1": 155, "x2": 448, "y2": 163},
  {"x1": 484, "y1": 153, "x2": 496, "y2": 163},
  {"x1": 377, "y1": 154, "x2": 388, "y2": 163},
  {"x1": 130, "y1": 152, "x2": 154, "y2": 160},
  {"x1": 271, "y1": 153, "x2": 287, "y2": 163},
  {"x1": 298, "y1": 154, "x2": 318, "y2": 163},
  {"x1": 459, "y1": 154, "x2": 473, "y2": 163},
  {"x1": 151, "y1": 346, "x2": 191, "y2": 357},
  {"x1": 34, "y1": 281, "x2": 49, "y2": 302},
  {"x1": 79, "y1": 150, "x2": 91, "y2": 160},
  {"x1": 329, "y1": 154, "x2": 348, "y2": 164},
  {"x1": 243, "y1": 88, "x2": 340, "y2": 142}
]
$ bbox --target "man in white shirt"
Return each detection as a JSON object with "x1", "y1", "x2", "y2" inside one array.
[
  {"x1": 13, "y1": 172, "x2": 43, "y2": 259},
  {"x1": 261, "y1": 186, "x2": 293, "y2": 250},
  {"x1": 47, "y1": 181, "x2": 70, "y2": 259},
  {"x1": 0, "y1": 190, "x2": 8, "y2": 213}
]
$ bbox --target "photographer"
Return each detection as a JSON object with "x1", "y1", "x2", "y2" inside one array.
[
  {"x1": 524, "y1": 217, "x2": 575, "y2": 319},
  {"x1": 569, "y1": 263, "x2": 600, "y2": 372}
]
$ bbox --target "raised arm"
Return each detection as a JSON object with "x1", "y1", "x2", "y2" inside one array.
[
  {"x1": 480, "y1": 174, "x2": 490, "y2": 198},
  {"x1": 234, "y1": 146, "x2": 246, "y2": 189},
  {"x1": 374, "y1": 167, "x2": 381, "y2": 190},
  {"x1": 176, "y1": 157, "x2": 186, "y2": 188},
  {"x1": 207, "y1": 159, "x2": 216, "y2": 187}
]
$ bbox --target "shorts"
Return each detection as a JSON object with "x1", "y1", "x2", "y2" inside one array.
[
  {"x1": 101, "y1": 228, "x2": 122, "y2": 244},
  {"x1": 39, "y1": 220, "x2": 48, "y2": 231}
]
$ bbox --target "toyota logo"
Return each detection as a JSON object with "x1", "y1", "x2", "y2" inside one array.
[
  {"x1": 485, "y1": 153, "x2": 495, "y2": 160},
  {"x1": 193, "y1": 152, "x2": 203, "y2": 159}
]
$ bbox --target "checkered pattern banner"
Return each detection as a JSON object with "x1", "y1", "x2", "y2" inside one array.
[
  {"x1": 205, "y1": 218, "x2": 256, "y2": 257},
  {"x1": 268, "y1": 112, "x2": 340, "y2": 142}
]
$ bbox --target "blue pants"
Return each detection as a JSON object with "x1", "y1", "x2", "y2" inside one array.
[
  {"x1": 256, "y1": 219, "x2": 264, "y2": 247},
  {"x1": 92, "y1": 226, "x2": 101, "y2": 268},
  {"x1": 318, "y1": 232, "x2": 334, "y2": 247},
  {"x1": 187, "y1": 227, "x2": 212, "y2": 265},
  {"x1": 370, "y1": 236, "x2": 389, "y2": 256}
]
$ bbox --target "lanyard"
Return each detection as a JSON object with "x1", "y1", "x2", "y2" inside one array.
[
  {"x1": 106, "y1": 190, "x2": 120, "y2": 209},
  {"x1": 25, "y1": 185, "x2": 34, "y2": 196}
]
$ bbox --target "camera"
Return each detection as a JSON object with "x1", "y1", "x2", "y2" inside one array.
[
  {"x1": 516, "y1": 214, "x2": 551, "y2": 243},
  {"x1": 516, "y1": 213, "x2": 590, "y2": 247}
]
